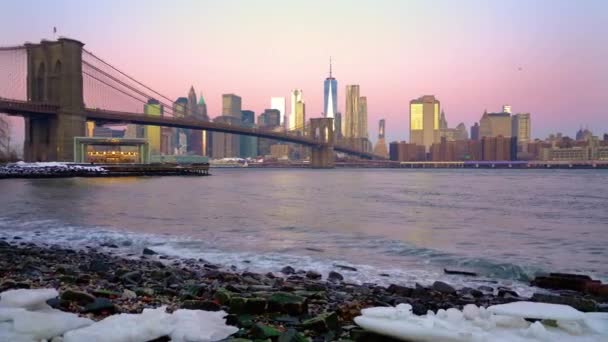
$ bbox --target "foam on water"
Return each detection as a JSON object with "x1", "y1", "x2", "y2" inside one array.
[{"x1": 0, "y1": 218, "x2": 544, "y2": 296}]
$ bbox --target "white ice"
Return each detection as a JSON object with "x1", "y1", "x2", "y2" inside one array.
[
  {"x1": 170, "y1": 309, "x2": 239, "y2": 342},
  {"x1": 0, "y1": 288, "x2": 58, "y2": 309},
  {"x1": 488, "y1": 301, "x2": 586, "y2": 321},
  {"x1": 0, "y1": 288, "x2": 238, "y2": 342},
  {"x1": 354, "y1": 301, "x2": 608, "y2": 342}
]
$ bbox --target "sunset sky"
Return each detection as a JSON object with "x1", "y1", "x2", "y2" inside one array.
[{"x1": 2, "y1": 0, "x2": 607, "y2": 144}]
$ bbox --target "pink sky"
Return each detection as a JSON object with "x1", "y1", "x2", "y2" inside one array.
[{"x1": 2, "y1": 0, "x2": 607, "y2": 144}]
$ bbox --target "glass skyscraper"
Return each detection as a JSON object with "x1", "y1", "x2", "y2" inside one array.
[{"x1": 323, "y1": 58, "x2": 337, "y2": 120}]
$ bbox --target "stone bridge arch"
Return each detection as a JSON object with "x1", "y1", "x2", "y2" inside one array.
[{"x1": 308, "y1": 117, "x2": 334, "y2": 168}]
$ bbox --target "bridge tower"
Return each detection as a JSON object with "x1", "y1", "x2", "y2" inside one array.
[
  {"x1": 309, "y1": 117, "x2": 335, "y2": 168},
  {"x1": 24, "y1": 38, "x2": 85, "y2": 161}
]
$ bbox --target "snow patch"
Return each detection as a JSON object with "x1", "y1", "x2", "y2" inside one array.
[{"x1": 0, "y1": 288, "x2": 58, "y2": 309}]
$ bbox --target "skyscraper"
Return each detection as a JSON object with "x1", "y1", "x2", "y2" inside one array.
[
  {"x1": 471, "y1": 122, "x2": 480, "y2": 141},
  {"x1": 439, "y1": 110, "x2": 448, "y2": 129},
  {"x1": 502, "y1": 104, "x2": 512, "y2": 114},
  {"x1": 240, "y1": 110, "x2": 257, "y2": 158},
  {"x1": 289, "y1": 89, "x2": 303, "y2": 130},
  {"x1": 323, "y1": 58, "x2": 338, "y2": 120},
  {"x1": 144, "y1": 99, "x2": 163, "y2": 155},
  {"x1": 373, "y1": 119, "x2": 388, "y2": 157},
  {"x1": 212, "y1": 94, "x2": 242, "y2": 158},
  {"x1": 480, "y1": 111, "x2": 512, "y2": 138},
  {"x1": 343, "y1": 85, "x2": 360, "y2": 138},
  {"x1": 359, "y1": 96, "x2": 368, "y2": 138},
  {"x1": 295, "y1": 101, "x2": 306, "y2": 133},
  {"x1": 409, "y1": 95, "x2": 440, "y2": 152},
  {"x1": 512, "y1": 113, "x2": 531, "y2": 148},
  {"x1": 270, "y1": 97, "x2": 286, "y2": 126}
]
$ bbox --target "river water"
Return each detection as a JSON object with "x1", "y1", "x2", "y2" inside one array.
[{"x1": 1, "y1": 169, "x2": 607, "y2": 294}]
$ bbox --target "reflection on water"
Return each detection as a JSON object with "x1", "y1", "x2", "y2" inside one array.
[{"x1": 1, "y1": 169, "x2": 607, "y2": 282}]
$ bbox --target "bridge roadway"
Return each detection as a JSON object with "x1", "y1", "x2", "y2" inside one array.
[{"x1": 0, "y1": 98, "x2": 383, "y2": 160}]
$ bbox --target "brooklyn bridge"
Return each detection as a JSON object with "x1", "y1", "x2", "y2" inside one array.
[{"x1": 0, "y1": 38, "x2": 385, "y2": 168}]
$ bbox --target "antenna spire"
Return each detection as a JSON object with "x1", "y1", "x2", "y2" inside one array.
[{"x1": 329, "y1": 56, "x2": 332, "y2": 78}]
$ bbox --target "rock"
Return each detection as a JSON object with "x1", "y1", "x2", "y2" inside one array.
[
  {"x1": 92, "y1": 289, "x2": 121, "y2": 298},
  {"x1": 60, "y1": 290, "x2": 96, "y2": 305},
  {"x1": 143, "y1": 247, "x2": 157, "y2": 255},
  {"x1": 531, "y1": 293, "x2": 598, "y2": 312},
  {"x1": 251, "y1": 323, "x2": 281, "y2": 340},
  {"x1": 387, "y1": 284, "x2": 413, "y2": 297},
  {"x1": 532, "y1": 273, "x2": 594, "y2": 292},
  {"x1": 411, "y1": 302, "x2": 428, "y2": 316},
  {"x1": 181, "y1": 300, "x2": 221, "y2": 311},
  {"x1": 444, "y1": 268, "x2": 477, "y2": 276},
  {"x1": 278, "y1": 328, "x2": 308, "y2": 342},
  {"x1": 328, "y1": 271, "x2": 344, "y2": 282},
  {"x1": 334, "y1": 264, "x2": 358, "y2": 272},
  {"x1": 83, "y1": 297, "x2": 116, "y2": 314},
  {"x1": 268, "y1": 292, "x2": 308, "y2": 316},
  {"x1": 0, "y1": 240, "x2": 10, "y2": 248},
  {"x1": 478, "y1": 285, "x2": 494, "y2": 293},
  {"x1": 432, "y1": 281, "x2": 456, "y2": 294},
  {"x1": 243, "y1": 297, "x2": 268, "y2": 314},
  {"x1": 281, "y1": 266, "x2": 296, "y2": 275},
  {"x1": 214, "y1": 288, "x2": 233, "y2": 305},
  {"x1": 121, "y1": 270, "x2": 142, "y2": 284},
  {"x1": 306, "y1": 271, "x2": 322, "y2": 280},
  {"x1": 88, "y1": 259, "x2": 110, "y2": 273},
  {"x1": 302, "y1": 312, "x2": 339, "y2": 333},
  {"x1": 497, "y1": 288, "x2": 519, "y2": 298}
]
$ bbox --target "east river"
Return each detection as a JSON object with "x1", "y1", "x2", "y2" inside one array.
[{"x1": 1, "y1": 168, "x2": 606, "y2": 294}]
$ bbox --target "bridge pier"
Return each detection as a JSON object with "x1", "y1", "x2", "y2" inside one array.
[
  {"x1": 309, "y1": 118, "x2": 335, "y2": 169},
  {"x1": 24, "y1": 38, "x2": 85, "y2": 162}
]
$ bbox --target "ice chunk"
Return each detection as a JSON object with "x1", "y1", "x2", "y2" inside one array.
[
  {"x1": 462, "y1": 304, "x2": 479, "y2": 320},
  {"x1": 12, "y1": 309, "x2": 93, "y2": 340},
  {"x1": 0, "y1": 307, "x2": 26, "y2": 321},
  {"x1": 170, "y1": 309, "x2": 239, "y2": 342},
  {"x1": 0, "y1": 288, "x2": 58, "y2": 309},
  {"x1": 63, "y1": 306, "x2": 172, "y2": 342},
  {"x1": 355, "y1": 304, "x2": 607, "y2": 342},
  {"x1": 583, "y1": 312, "x2": 608, "y2": 334},
  {"x1": 488, "y1": 301, "x2": 585, "y2": 321}
]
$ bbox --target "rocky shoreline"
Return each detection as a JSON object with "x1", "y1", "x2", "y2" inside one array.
[{"x1": 1, "y1": 238, "x2": 606, "y2": 341}]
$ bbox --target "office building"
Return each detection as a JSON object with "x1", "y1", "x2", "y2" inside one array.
[
  {"x1": 479, "y1": 110, "x2": 512, "y2": 138},
  {"x1": 512, "y1": 113, "x2": 531, "y2": 147},
  {"x1": 502, "y1": 105, "x2": 512, "y2": 114},
  {"x1": 409, "y1": 95, "x2": 440, "y2": 152},
  {"x1": 323, "y1": 58, "x2": 338, "y2": 121},
  {"x1": 143, "y1": 99, "x2": 163, "y2": 155},
  {"x1": 295, "y1": 101, "x2": 306, "y2": 133},
  {"x1": 344, "y1": 85, "x2": 369, "y2": 138},
  {"x1": 289, "y1": 89, "x2": 303, "y2": 130},
  {"x1": 240, "y1": 110, "x2": 257, "y2": 158},
  {"x1": 258, "y1": 109, "x2": 281, "y2": 128},
  {"x1": 212, "y1": 94, "x2": 242, "y2": 158},
  {"x1": 373, "y1": 119, "x2": 388, "y2": 157},
  {"x1": 270, "y1": 97, "x2": 286, "y2": 126},
  {"x1": 471, "y1": 122, "x2": 480, "y2": 141}
]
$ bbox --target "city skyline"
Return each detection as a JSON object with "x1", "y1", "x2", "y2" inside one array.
[{"x1": 1, "y1": 0, "x2": 607, "y2": 145}]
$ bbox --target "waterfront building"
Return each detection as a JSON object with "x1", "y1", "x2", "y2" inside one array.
[
  {"x1": 479, "y1": 111, "x2": 512, "y2": 138},
  {"x1": 212, "y1": 94, "x2": 242, "y2": 158},
  {"x1": 373, "y1": 119, "x2": 388, "y2": 157},
  {"x1": 258, "y1": 109, "x2": 281, "y2": 128},
  {"x1": 409, "y1": 95, "x2": 440, "y2": 152},
  {"x1": 0, "y1": 115, "x2": 9, "y2": 157},
  {"x1": 334, "y1": 112, "x2": 342, "y2": 138},
  {"x1": 289, "y1": 89, "x2": 303, "y2": 130},
  {"x1": 270, "y1": 144, "x2": 289, "y2": 160},
  {"x1": 323, "y1": 58, "x2": 338, "y2": 122},
  {"x1": 455, "y1": 123, "x2": 468, "y2": 141},
  {"x1": 172, "y1": 97, "x2": 188, "y2": 154},
  {"x1": 471, "y1": 122, "x2": 480, "y2": 141},
  {"x1": 270, "y1": 97, "x2": 286, "y2": 126},
  {"x1": 389, "y1": 141, "x2": 426, "y2": 161},
  {"x1": 143, "y1": 99, "x2": 163, "y2": 155},
  {"x1": 295, "y1": 101, "x2": 306, "y2": 133},
  {"x1": 481, "y1": 136, "x2": 517, "y2": 161},
  {"x1": 240, "y1": 110, "x2": 258, "y2": 158},
  {"x1": 512, "y1": 113, "x2": 531, "y2": 152},
  {"x1": 502, "y1": 104, "x2": 512, "y2": 114},
  {"x1": 439, "y1": 110, "x2": 448, "y2": 130},
  {"x1": 344, "y1": 85, "x2": 368, "y2": 139}
]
